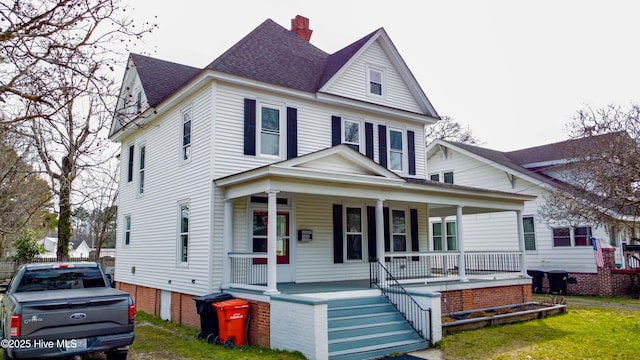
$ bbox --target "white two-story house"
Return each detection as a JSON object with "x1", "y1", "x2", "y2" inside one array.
[
  {"x1": 426, "y1": 134, "x2": 634, "y2": 296},
  {"x1": 110, "y1": 16, "x2": 535, "y2": 359}
]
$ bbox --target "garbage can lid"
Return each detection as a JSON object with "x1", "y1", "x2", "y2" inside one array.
[
  {"x1": 547, "y1": 270, "x2": 568, "y2": 274},
  {"x1": 213, "y1": 298, "x2": 249, "y2": 310}
]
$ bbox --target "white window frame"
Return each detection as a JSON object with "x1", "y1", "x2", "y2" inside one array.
[
  {"x1": 257, "y1": 102, "x2": 283, "y2": 159},
  {"x1": 390, "y1": 208, "x2": 407, "y2": 252},
  {"x1": 123, "y1": 215, "x2": 131, "y2": 247},
  {"x1": 342, "y1": 118, "x2": 362, "y2": 152},
  {"x1": 388, "y1": 128, "x2": 406, "y2": 172},
  {"x1": 523, "y1": 216, "x2": 536, "y2": 251},
  {"x1": 135, "y1": 90, "x2": 142, "y2": 113},
  {"x1": 138, "y1": 144, "x2": 146, "y2": 196},
  {"x1": 443, "y1": 171, "x2": 454, "y2": 184},
  {"x1": 178, "y1": 200, "x2": 190, "y2": 264},
  {"x1": 366, "y1": 64, "x2": 386, "y2": 98},
  {"x1": 344, "y1": 205, "x2": 364, "y2": 262},
  {"x1": 430, "y1": 171, "x2": 454, "y2": 184},
  {"x1": 431, "y1": 221, "x2": 457, "y2": 251},
  {"x1": 181, "y1": 107, "x2": 192, "y2": 162}
]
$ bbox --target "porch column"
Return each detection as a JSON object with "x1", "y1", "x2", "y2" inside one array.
[
  {"x1": 456, "y1": 205, "x2": 468, "y2": 282},
  {"x1": 516, "y1": 210, "x2": 528, "y2": 276},
  {"x1": 264, "y1": 190, "x2": 280, "y2": 295},
  {"x1": 376, "y1": 199, "x2": 386, "y2": 285},
  {"x1": 376, "y1": 199, "x2": 385, "y2": 263},
  {"x1": 441, "y1": 216, "x2": 448, "y2": 276},
  {"x1": 222, "y1": 199, "x2": 233, "y2": 288}
]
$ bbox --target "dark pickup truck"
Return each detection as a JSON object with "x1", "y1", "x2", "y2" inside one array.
[{"x1": 0, "y1": 262, "x2": 135, "y2": 360}]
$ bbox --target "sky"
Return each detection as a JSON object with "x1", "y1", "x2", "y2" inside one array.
[{"x1": 123, "y1": 0, "x2": 640, "y2": 151}]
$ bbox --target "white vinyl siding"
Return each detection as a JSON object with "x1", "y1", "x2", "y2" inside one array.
[
  {"x1": 114, "y1": 87, "x2": 213, "y2": 295},
  {"x1": 427, "y1": 146, "x2": 615, "y2": 273},
  {"x1": 324, "y1": 40, "x2": 423, "y2": 113},
  {"x1": 213, "y1": 83, "x2": 427, "y2": 180}
]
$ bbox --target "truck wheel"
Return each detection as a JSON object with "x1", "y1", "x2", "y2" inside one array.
[{"x1": 105, "y1": 349, "x2": 128, "y2": 360}]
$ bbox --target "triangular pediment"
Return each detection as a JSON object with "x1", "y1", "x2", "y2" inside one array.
[
  {"x1": 274, "y1": 145, "x2": 403, "y2": 180},
  {"x1": 319, "y1": 29, "x2": 438, "y2": 117}
]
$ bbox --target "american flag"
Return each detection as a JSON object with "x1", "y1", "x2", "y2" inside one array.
[{"x1": 592, "y1": 237, "x2": 604, "y2": 268}]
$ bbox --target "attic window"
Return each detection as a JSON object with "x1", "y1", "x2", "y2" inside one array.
[
  {"x1": 135, "y1": 91, "x2": 142, "y2": 113},
  {"x1": 367, "y1": 65, "x2": 385, "y2": 97}
]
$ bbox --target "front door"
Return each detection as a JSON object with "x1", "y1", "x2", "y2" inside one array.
[{"x1": 252, "y1": 210, "x2": 292, "y2": 282}]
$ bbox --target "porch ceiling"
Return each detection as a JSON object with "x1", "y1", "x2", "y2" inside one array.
[{"x1": 214, "y1": 146, "x2": 535, "y2": 215}]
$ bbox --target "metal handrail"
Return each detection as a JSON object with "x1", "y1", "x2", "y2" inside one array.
[{"x1": 370, "y1": 258, "x2": 432, "y2": 344}]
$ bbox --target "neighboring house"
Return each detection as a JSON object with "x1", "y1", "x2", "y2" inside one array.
[
  {"x1": 109, "y1": 16, "x2": 535, "y2": 359},
  {"x1": 38, "y1": 238, "x2": 91, "y2": 259},
  {"x1": 426, "y1": 134, "x2": 636, "y2": 296}
]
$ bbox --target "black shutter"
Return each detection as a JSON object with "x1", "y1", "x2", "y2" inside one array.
[
  {"x1": 367, "y1": 206, "x2": 377, "y2": 261},
  {"x1": 243, "y1": 98, "x2": 256, "y2": 155},
  {"x1": 378, "y1": 125, "x2": 387, "y2": 167},
  {"x1": 127, "y1": 145, "x2": 134, "y2": 182},
  {"x1": 365, "y1": 123, "x2": 374, "y2": 160},
  {"x1": 410, "y1": 209, "x2": 419, "y2": 261},
  {"x1": 408, "y1": 130, "x2": 416, "y2": 175},
  {"x1": 383, "y1": 207, "x2": 390, "y2": 263},
  {"x1": 287, "y1": 107, "x2": 297, "y2": 159},
  {"x1": 333, "y1": 204, "x2": 344, "y2": 263},
  {"x1": 331, "y1": 116, "x2": 341, "y2": 146}
]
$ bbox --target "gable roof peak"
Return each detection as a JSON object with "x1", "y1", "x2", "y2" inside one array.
[{"x1": 206, "y1": 18, "x2": 328, "y2": 93}]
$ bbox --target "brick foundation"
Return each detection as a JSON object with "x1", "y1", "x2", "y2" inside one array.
[
  {"x1": 440, "y1": 284, "x2": 532, "y2": 314},
  {"x1": 115, "y1": 282, "x2": 271, "y2": 346},
  {"x1": 115, "y1": 282, "x2": 198, "y2": 329},
  {"x1": 531, "y1": 248, "x2": 640, "y2": 297},
  {"x1": 246, "y1": 299, "x2": 271, "y2": 348}
]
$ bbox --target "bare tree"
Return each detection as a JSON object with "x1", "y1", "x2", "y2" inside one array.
[
  {"x1": 425, "y1": 116, "x2": 482, "y2": 146},
  {"x1": 538, "y1": 104, "x2": 640, "y2": 240},
  {"x1": 0, "y1": 132, "x2": 52, "y2": 257},
  {"x1": 3, "y1": 0, "x2": 156, "y2": 260},
  {"x1": 81, "y1": 158, "x2": 118, "y2": 258},
  {"x1": 0, "y1": 0, "x2": 156, "y2": 124}
]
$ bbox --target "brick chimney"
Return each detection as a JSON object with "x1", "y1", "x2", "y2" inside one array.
[{"x1": 291, "y1": 15, "x2": 312, "y2": 42}]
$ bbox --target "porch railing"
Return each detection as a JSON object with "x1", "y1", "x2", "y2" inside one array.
[
  {"x1": 227, "y1": 251, "x2": 522, "y2": 291},
  {"x1": 228, "y1": 252, "x2": 268, "y2": 291},
  {"x1": 381, "y1": 251, "x2": 521, "y2": 283},
  {"x1": 370, "y1": 259, "x2": 431, "y2": 344}
]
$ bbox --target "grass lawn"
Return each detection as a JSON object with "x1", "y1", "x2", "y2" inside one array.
[
  {"x1": 129, "y1": 296, "x2": 640, "y2": 359},
  {"x1": 130, "y1": 312, "x2": 306, "y2": 360},
  {"x1": 438, "y1": 295, "x2": 640, "y2": 359}
]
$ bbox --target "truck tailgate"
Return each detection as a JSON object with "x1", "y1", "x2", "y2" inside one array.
[{"x1": 13, "y1": 288, "x2": 133, "y2": 340}]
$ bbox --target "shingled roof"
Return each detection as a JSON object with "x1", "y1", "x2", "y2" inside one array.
[
  {"x1": 505, "y1": 131, "x2": 630, "y2": 166},
  {"x1": 440, "y1": 131, "x2": 632, "y2": 185},
  {"x1": 130, "y1": 53, "x2": 202, "y2": 108},
  {"x1": 111, "y1": 17, "x2": 437, "y2": 138},
  {"x1": 207, "y1": 19, "x2": 329, "y2": 92}
]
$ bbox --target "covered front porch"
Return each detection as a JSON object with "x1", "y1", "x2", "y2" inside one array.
[{"x1": 215, "y1": 145, "x2": 535, "y2": 295}]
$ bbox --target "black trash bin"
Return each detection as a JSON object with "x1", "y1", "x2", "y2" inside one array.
[
  {"x1": 527, "y1": 270, "x2": 545, "y2": 294},
  {"x1": 547, "y1": 270, "x2": 568, "y2": 295},
  {"x1": 193, "y1": 293, "x2": 233, "y2": 342}
]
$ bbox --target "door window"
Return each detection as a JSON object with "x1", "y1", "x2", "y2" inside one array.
[{"x1": 253, "y1": 211, "x2": 290, "y2": 264}]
